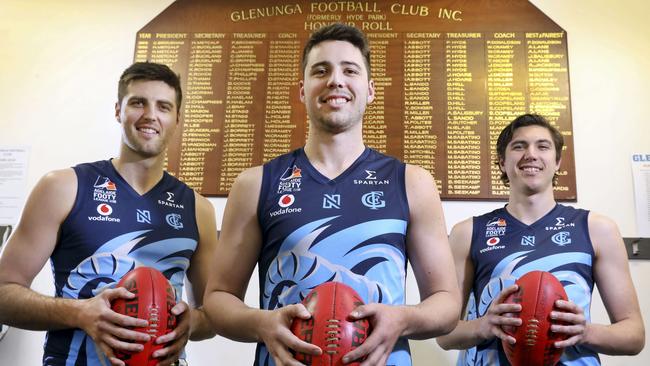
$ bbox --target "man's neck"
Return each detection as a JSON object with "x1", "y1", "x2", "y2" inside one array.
[
  {"x1": 112, "y1": 149, "x2": 165, "y2": 195},
  {"x1": 505, "y1": 188, "x2": 557, "y2": 225},
  {"x1": 303, "y1": 126, "x2": 365, "y2": 180}
]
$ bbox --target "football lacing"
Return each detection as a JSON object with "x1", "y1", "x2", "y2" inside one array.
[
  {"x1": 147, "y1": 305, "x2": 160, "y2": 336},
  {"x1": 325, "y1": 319, "x2": 341, "y2": 355},
  {"x1": 525, "y1": 318, "x2": 540, "y2": 346}
]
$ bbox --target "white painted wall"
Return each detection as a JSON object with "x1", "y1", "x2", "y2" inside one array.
[{"x1": 0, "y1": 0, "x2": 648, "y2": 364}]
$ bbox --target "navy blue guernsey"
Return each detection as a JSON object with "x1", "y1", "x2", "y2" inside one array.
[
  {"x1": 459, "y1": 204, "x2": 599, "y2": 365},
  {"x1": 256, "y1": 148, "x2": 411, "y2": 366},
  {"x1": 43, "y1": 160, "x2": 198, "y2": 366}
]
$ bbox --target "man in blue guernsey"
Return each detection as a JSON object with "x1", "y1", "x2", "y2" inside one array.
[
  {"x1": 0, "y1": 62, "x2": 217, "y2": 365},
  {"x1": 203, "y1": 23, "x2": 461, "y2": 366},
  {"x1": 437, "y1": 114, "x2": 645, "y2": 364}
]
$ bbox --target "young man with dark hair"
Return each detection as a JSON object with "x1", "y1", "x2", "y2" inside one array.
[
  {"x1": 0, "y1": 62, "x2": 217, "y2": 366},
  {"x1": 203, "y1": 23, "x2": 461, "y2": 366},
  {"x1": 437, "y1": 113, "x2": 645, "y2": 364}
]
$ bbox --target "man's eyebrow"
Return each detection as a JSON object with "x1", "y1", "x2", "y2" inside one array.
[
  {"x1": 340, "y1": 60, "x2": 362, "y2": 68},
  {"x1": 309, "y1": 60, "x2": 362, "y2": 69},
  {"x1": 309, "y1": 61, "x2": 331, "y2": 70}
]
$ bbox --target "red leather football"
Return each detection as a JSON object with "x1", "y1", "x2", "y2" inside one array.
[
  {"x1": 502, "y1": 270, "x2": 568, "y2": 366},
  {"x1": 291, "y1": 282, "x2": 371, "y2": 366},
  {"x1": 111, "y1": 266, "x2": 176, "y2": 366}
]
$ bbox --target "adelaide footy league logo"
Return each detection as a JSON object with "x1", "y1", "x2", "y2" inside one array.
[
  {"x1": 278, "y1": 165, "x2": 302, "y2": 193},
  {"x1": 93, "y1": 176, "x2": 117, "y2": 203},
  {"x1": 485, "y1": 217, "x2": 507, "y2": 237}
]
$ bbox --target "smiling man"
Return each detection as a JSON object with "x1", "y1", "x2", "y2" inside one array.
[
  {"x1": 203, "y1": 23, "x2": 460, "y2": 366},
  {"x1": 437, "y1": 113, "x2": 645, "y2": 365},
  {"x1": 0, "y1": 62, "x2": 217, "y2": 366}
]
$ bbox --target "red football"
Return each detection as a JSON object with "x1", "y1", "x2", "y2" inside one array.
[
  {"x1": 111, "y1": 266, "x2": 176, "y2": 366},
  {"x1": 502, "y1": 270, "x2": 568, "y2": 366},
  {"x1": 291, "y1": 282, "x2": 371, "y2": 366}
]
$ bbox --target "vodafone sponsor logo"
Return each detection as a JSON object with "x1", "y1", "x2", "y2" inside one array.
[
  {"x1": 88, "y1": 203, "x2": 120, "y2": 223},
  {"x1": 270, "y1": 194, "x2": 299, "y2": 216},
  {"x1": 278, "y1": 194, "x2": 295, "y2": 208},
  {"x1": 270, "y1": 194, "x2": 301, "y2": 216},
  {"x1": 270, "y1": 207, "x2": 302, "y2": 217},
  {"x1": 480, "y1": 237, "x2": 505, "y2": 254},
  {"x1": 97, "y1": 203, "x2": 112, "y2": 216},
  {"x1": 486, "y1": 237, "x2": 500, "y2": 246}
]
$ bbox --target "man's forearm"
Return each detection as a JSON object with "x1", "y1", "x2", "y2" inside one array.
[
  {"x1": 188, "y1": 307, "x2": 217, "y2": 341},
  {"x1": 204, "y1": 290, "x2": 268, "y2": 343},
  {"x1": 436, "y1": 318, "x2": 488, "y2": 350},
  {"x1": 583, "y1": 320, "x2": 645, "y2": 355},
  {"x1": 0, "y1": 283, "x2": 81, "y2": 330},
  {"x1": 401, "y1": 290, "x2": 461, "y2": 340}
]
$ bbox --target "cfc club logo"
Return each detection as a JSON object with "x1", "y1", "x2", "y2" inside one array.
[
  {"x1": 361, "y1": 191, "x2": 386, "y2": 210},
  {"x1": 552, "y1": 231, "x2": 572, "y2": 246},
  {"x1": 166, "y1": 213, "x2": 184, "y2": 230},
  {"x1": 278, "y1": 194, "x2": 295, "y2": 208}
]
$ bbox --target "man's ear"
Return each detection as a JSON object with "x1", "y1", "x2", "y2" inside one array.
[
  {"x1": 367, "y1": 79, "x2": 375, "y2": 103},
  {"x1": 114, "y1": 101, "x2": 121, "y2": 123},
  {"x1": 299, "y1": 80, "x2": 305, "y2": 103}
]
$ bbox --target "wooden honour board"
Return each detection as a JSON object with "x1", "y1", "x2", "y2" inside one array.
[{"x1": 135, "y1": 0, "x2": 576, "y2": 200}]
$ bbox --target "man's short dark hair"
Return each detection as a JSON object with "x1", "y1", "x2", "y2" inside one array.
[
  {"x1": 118, "y1": 62, "x2": 182, "y2": 110},
  {"x1": 301, "y1": 23, "x2": 371, "y2": 79},
  {"x1": 495, "y1": 113, "x2": 564, "y2": 186}
]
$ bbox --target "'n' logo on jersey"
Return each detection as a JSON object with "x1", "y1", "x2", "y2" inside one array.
[
  {"x1": 278, "y1": 165, "x2": 302, "y2": 193},
  {"x1": 137, "y1": 209, "x2": 151, "y2": 224},
  {"x1": 93, "y1": 176, "x2": 117, "y2": 203},
  {"x1": 322, "y1": 194, "x2": 340, "y2": 209},
  {"x1": 521, "y1": 235, "x2": 535, "y2": 246}
]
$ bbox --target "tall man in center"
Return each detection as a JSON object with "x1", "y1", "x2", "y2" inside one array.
[{"x1": 204, "y1": 23, "x2": 460, "y2": 365}]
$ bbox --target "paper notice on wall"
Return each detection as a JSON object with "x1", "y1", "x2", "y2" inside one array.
[
  {"x1": 0, "y1": 147, "x2": 30, "y2": 226},
  {"x1": 632, "y1": 153, "x2": 650, "y2": 237}
]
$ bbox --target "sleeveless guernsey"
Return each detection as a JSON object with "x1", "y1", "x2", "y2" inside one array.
[
  {"x1": 43, "y1": 160, "x2": 198, "y2": 366},
  {"x1": 459, "y1": 204, "x2": 599, "y2": 365},
  {"x1": 256, "y1": 148, "x2": 411, "y2": 366}
]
